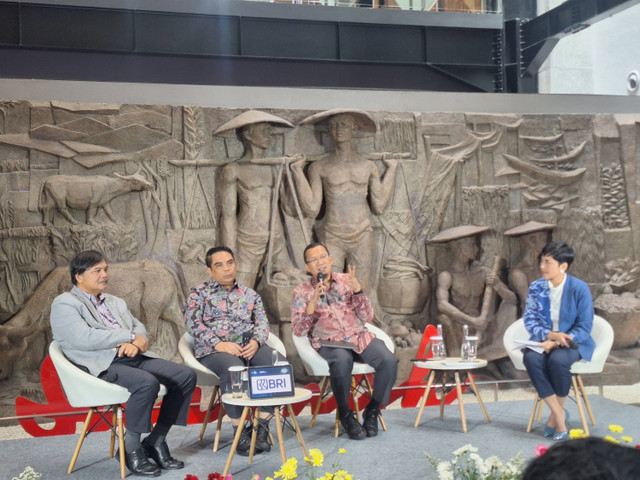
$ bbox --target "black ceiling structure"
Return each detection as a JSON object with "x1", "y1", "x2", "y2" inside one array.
[{"x1": 0, "y1": 0, "x2": 638, "y2": 94}]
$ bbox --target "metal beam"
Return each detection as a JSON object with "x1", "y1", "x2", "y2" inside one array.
[{"x1": 520, "y1": 0, "x2": 640, "y2": 77}]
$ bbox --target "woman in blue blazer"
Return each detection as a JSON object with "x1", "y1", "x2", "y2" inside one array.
[{"x1": 523, "y1": 242, "x2": 595, "y2": 441}]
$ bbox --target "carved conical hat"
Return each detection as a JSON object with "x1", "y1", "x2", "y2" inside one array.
[
  {"x1": 213, "y1": 110, "x2": 294, "y2": 135},
  {"x1": 504, "y1": 221, "x2": 556, "y2": 237},
  {"x1": 300, "y1": 108, "x2": 377, "y2": 135},
  {"x1": 429, "y1": 225, "x2": 490, "y2": 244}
]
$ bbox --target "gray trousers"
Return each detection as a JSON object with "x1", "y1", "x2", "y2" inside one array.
[{"x1": 318, "y1": 338, "x2": 398, "y2": 417}]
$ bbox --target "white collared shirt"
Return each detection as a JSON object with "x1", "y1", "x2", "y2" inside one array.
[{"x1": 548, "y1": 274, "x2": 567, "y2": 331}]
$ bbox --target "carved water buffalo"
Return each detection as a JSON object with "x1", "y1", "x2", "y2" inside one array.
[
  {"x1": 0, "y1": 259, "x2": 184, "y2": 381},
  {"x1": 39, "y1": 172, "x2": 153, "y2": 226}
]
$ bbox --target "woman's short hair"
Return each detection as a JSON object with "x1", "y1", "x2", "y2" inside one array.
[
  {"x1": 539, "y1": 241, "x2": 575, "y2": 267},
  {"x1": 70, "y1": 250, "x2": 106, "y2": 285}
]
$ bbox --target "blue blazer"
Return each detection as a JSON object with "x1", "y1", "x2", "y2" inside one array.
[{"x1": 523, "y1": 275, "x2": 595, "y2": 361}]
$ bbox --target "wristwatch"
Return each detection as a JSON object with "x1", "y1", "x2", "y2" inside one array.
[{"x1": 130, "y1": 332, "x2": 136, "y2": 343}]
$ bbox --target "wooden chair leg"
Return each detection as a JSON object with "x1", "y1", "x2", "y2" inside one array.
[
  {"x1": 213, "y1": 402, "x2": 226, "y2": 453},
  {"x1": 334, "y1": 409, "x2": 340, "y2": 438},
  {"x1": 310, "y1": 377, "x2": 329, "y2": 428},
  {"x1": 68, "y1": 408, "x2": 94, "y2": 474},
  {"x1": 527, "y1": 394, "x2": 540, "y2": 433},
  {"x1": 576, "y1": 374, "x2": 596, "y2": 425},
  {"x1": 572, "y1": 375, "x2": 590, "y2": 436},
  {"x1": 536, "y1": 399, "x2": 544, "y2": 422},
  {"x1": 200, "y1": 385, "x2": 219, "y2": 441},
  {"x1": 117, "y1": 406, "x2": 126, "y2": 479}
]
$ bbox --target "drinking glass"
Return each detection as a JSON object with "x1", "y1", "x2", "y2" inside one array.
[
  {"x1": 228, "y1": 366, "x2": 244, "y2": 398},
  {"x1": 466, "y1": 336, "x2": 478, "y2": 361}
]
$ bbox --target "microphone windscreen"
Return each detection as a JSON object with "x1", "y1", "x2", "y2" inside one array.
[{"x1": 317, "y1": 273, "x2": 325, "y2": 283}]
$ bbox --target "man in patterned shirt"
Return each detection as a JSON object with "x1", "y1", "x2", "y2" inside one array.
[
  {"x1": 291, "y1": 242, "x2": 398, "y2": 440},
  {"x1": 183, "y1": 246, "x2": 283, "y2": 456}
]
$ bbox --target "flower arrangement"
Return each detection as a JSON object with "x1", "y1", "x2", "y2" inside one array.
[
  {"x1": 266, "y1": 448, "x2": 354, "y2": 480},
  {"x1": 12, "y1": 467, "x2": 41, "y2": 480},
  {"x1": 425, "y1": 444, "x2": 524, "y2": 480}
]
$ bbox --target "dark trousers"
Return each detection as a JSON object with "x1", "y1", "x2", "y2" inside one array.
[
  {"x1": 318, "y1": 338, "x2": 398, "y2": 416},
  {"x1": 199, "y1": 344, "x2": 281, "y2": 419},
  {"x1": 523, "y1": 347, "x2": 580, "y2": 398},
  {"x1": 106, "y1": 355, "x2": 196, "y2": 433}
]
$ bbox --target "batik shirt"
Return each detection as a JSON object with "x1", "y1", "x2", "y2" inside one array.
[
  {"x1": 291, "y1": 273, "x2": 375, "y2": 354},
  {"x1": 184, "y1": 279, "x2": 270, "y2": 359}
]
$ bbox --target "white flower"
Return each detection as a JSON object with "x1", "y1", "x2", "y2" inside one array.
[
  {"x1": 437, "y1": 461, "x2": 454, "y2": 480},
  {"x1": 453, "y1": 444, "x2": 476, "y2": 456}
]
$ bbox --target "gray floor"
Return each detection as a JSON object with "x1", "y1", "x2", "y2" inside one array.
[{"x1": 2, "y1": 396, "x2": 638, "y2": 480}]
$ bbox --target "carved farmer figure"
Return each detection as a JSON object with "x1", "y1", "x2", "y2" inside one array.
[
  {"x1": 504, "y1": 221, "x2": 556, "y2": 313},
  {"x1": 431, "y1": 225, "x2": 517, "y2": 361},
  {"x1": 215, "y1": 110, "x2": 302, "y2": 288},
  {"x1": 291, "y1": 109, "x2": 398, "y2": 291}
]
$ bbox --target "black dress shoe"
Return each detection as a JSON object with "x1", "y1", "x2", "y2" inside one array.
[
  {"x1": 142, "y1": 439, "x2": 185, "y2": 470},
  {"x1": 339, "y1": 411, "x2": 365, "y2": 440},
  {"x1": 362, "y1": 407, "x2": 379, "y2": 437},
  {"x1": 117, "y1": 448, "x2": 161, "y2": 477}
]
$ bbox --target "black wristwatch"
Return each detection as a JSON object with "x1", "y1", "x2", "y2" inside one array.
[{"x1": 353, "y1": 289, "x2": 363, "y2": 295}]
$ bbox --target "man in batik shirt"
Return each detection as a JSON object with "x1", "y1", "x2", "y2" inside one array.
[
  {"x1": 291, "y1": 242, "x2": 398, "y2": 440},
  {"x1": 183, "y1": 246, "x2": 284, "y2": 456}
]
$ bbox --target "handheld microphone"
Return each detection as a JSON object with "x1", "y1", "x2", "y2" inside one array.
[
  {"x1": 568, "y1": 340, "x2": 579, "y2": 350},
  {"x1": 317, "y1": 273, "x2": 325, "y2": 299}
]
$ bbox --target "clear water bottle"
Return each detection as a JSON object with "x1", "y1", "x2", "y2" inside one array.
[{"x1": 461, "y1": 325, "x2": 470, "y2": 361}]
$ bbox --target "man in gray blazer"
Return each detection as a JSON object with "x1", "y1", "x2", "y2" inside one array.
[{"x1": 50, "y1": 250, "x2": 196, "y2": 477}]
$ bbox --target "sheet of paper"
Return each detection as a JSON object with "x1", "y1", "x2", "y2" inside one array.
[{"x1": 514, "y1": 339, "x2": 544, "y2": 354}]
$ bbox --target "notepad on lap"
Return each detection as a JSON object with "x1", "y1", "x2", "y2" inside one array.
[
  {"x1": 319, "y1": 339, "x2": 357, "y2": 350},
  {"x1": 515, "y1": 339, "x2": 545, "y2": 354}
]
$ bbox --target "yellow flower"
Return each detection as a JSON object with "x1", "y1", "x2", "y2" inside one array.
[
  {"x1": 339, "y1": 448, "x2": 346, "y2": 455},
  {"x1": 569, "y1": 429, "x2": 586, "y2": 439},
  {"x1": 608, "y1": 424, "x2": 624, "y2": 434},
  {"x1": 604, "y1": 435, "x2": 620, "y2": 444},
  {"x1": 621, "y1": 436, "x2": 633, "y2": 443},
  {"x1": 280, "y1": 458, "x2": 298, "y2": 480},
  {"x1": 306, "y1": 449, "x2": 324, "y2": 467}
]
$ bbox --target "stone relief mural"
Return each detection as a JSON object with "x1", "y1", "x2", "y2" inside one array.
[{"x1": 1, "y1": 100, "x2": 640, "y2": 420}]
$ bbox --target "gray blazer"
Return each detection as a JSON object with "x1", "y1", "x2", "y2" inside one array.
[{"x1": 50, "y1": 286, "x2": 158, "y2": 376}]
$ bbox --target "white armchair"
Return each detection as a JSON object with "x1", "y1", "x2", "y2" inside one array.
[
  {"x1": 49, "y1": 340, "x2": 167, "y2": 479},
  {"x1": 291, "y1": 323, "x2": 394, "y2": 436},
  {"x1": 503, "y1": 315, "x2": 614, "y2": 436},
  {"x1": 178, "y1": 331, "x2": 288, "y2": 451}
]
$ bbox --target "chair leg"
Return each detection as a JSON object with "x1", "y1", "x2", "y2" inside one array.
[
  {"x1": 68, "y1": 408, "x2": 94, "y2": 474},
  {"x1": 200, "y1": 385, "x2": 219, "y2": 441},
  {"x1": 117, "y1": 406, "x2": 126, "y2": 479},
  {"x1": 572, "y1": 375, "x2": 590, "y2": 436},
  {"x1": 213, "y1": 402, "x2": 226, "y2": 453},
  {"x1": 576, "y1": 374, "x2": 596, "y2": 425},
  {"x1": 334, "y1": 409, "x2": 340, "y2": 438},
  {"x1": 310, "y1": 377, "x2": 329, "y2": 429},
  {"x1": 527, "y1": 394, "x2": 541, "y2": 433}
]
